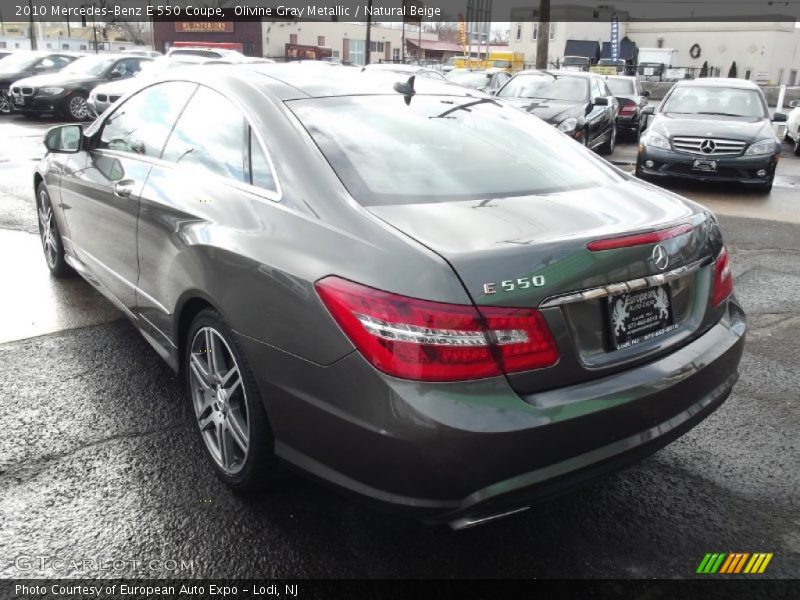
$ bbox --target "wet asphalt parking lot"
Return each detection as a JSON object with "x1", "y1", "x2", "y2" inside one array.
[{"x1": 0, "y1": 115, "x2": 798, "y2": 580}]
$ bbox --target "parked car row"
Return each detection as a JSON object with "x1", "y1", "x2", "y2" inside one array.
[{"x1": 0, "y1": 47, "x2": 270, "y2": 121}]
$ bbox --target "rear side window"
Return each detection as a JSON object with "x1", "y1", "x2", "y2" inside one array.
[
  {"x1": 98, "y1": 81, "x2": 196, "y2": 157},
  {"x1": 249, "y1": 129, "x2": 277, "y2": 193},
  {"x1": 162, "y1": 86, "x2": 246, "y2": 182}
]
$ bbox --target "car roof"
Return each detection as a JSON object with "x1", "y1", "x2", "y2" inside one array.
[
  {"x1": 188, "y1": 62, "x2": 475, "y2": 100},
  {"x1": 675, "y1": 77, "x2": 760, "y2": 89}
]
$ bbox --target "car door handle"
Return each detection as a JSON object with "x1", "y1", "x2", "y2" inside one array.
[{"x1": 113, "y1": 180, "x2": 136, "y2": 198}]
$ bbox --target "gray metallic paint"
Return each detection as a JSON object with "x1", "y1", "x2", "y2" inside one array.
[{"x1": 36, "y1": 64, "x2": 746, "y2": 523}]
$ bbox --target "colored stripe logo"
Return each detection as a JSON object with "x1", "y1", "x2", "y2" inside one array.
[{"x1": 696, "y1": 552, "x2": 773, "y2": 574}]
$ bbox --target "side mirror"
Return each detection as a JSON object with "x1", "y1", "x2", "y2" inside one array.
[
  {"x1": 44, "y1": 124, "x2": 83, "y2": 153},
  {"x1": 642, "y1": 105, "x2": 655, "y2": 115},
  {"x1": 109, "y1": 71, "x2": 122, "y2": 79},
  {"x1": 772, "y1": 112, "x2": 787, "y2": 123},
  {"x1": 642, "y1": 90, "x2": 651, "y2": 97},
  {"x1": 593, "y1": 96, "x2": 609, "y2": 106}
]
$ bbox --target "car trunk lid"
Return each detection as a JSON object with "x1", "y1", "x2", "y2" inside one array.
[{"x1": 368, "y1": 179, "x2": 719, "y2": 393}]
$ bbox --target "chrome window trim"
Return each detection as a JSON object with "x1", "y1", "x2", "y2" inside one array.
[{"x1": 539, "y1": 257, "x2": 712, "y2": 308}]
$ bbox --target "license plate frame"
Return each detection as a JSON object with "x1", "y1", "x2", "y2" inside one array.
[
  {"x1": 607, "y1": 285, "x2": 677, "y2": 350},
  {"x1": 692, "y1": 158, "x2": 718, "y2": 173}
]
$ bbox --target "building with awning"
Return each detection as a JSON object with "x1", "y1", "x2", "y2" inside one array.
[{"x1": 405, "y1": 38, "x2": 509, "y2": 62}]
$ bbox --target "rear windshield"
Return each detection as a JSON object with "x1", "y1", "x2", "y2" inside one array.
[
  {"x1": 605, "y1": 78, "x2": 635, "y2": 95},
  {"x1": 289, "y1": 95, "x2": 622, "y2": 206},
  {"x1": 446, "y1": 70, "x2": 491, "y2": 87}
]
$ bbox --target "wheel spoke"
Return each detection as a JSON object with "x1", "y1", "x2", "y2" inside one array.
[
  {"x1": 190, "y1": 353, "x2": 212, "y2": 390},
  {"x1": 226, "y1": 413, "x2": 248, "y2": 453},
  {"x1": 220, "y1": 423, "x2": 234, "y2": 469},
  {"x1": 197, "y1": 403, "x2": 216, "y2": 431},
  {"x1": 204, "y1": 329, "x2": 223, "y2": 377},
  {"x1": 225, "y1": 374, "x2": 242, "y2": 398}
]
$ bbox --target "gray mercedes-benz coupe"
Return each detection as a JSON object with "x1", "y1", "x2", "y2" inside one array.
[{"x1": 36, "y1": 63, "x2": 745, "y2": 528}]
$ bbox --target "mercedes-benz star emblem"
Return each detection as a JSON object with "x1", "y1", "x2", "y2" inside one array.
[
  {"x1": 652, "y1": 244, "x2": 669, "y2": 271},
  {"x1": 700, "y1": 139, "x2": 716, "y2": 154}
]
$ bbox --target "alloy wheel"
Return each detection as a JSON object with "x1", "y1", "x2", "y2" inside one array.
[
  {"x1": 68, "y1": 95, "x2": 89, "y2": 120},
  {"x1": 189, "y1": 327, "x2": 250, "y2": 475},
  {"x1": 38, "y1": 190, "x2": 58, "y2": 269},
  {"x1": 0, "y1": 91, "x2": 10, "y2": 115}
]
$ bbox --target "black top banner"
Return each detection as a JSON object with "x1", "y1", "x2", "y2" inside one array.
[{"x1": 5, "y1": 0, "x2": 800, "y2": 23}]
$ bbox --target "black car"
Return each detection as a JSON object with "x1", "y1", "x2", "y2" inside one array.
[
  {"x1": 35, "y1": 64, "x2": 745, "y2": 527},
  {"x1": 0, "y1": 51, "x2": 80, "y2": 115},
  {"x1": 497, "y1": 70, "x2": 619, "y2": 154},
  {"x1": 636, "y1": 78, "x2": 786, "y2": 192},
  {"x1": 10, "y1": 54, "x2": 150, "y2": 120},
  {"x1": 605, "y1": 75, "x2": 651, "y2": 139},
  {"x1": 445, "y1": 68, "x2": 511, "y2": 93}
]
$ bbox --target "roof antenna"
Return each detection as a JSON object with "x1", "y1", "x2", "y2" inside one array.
[{"x1": 393, "y1": 75, "x2": 416, "y2": 105}]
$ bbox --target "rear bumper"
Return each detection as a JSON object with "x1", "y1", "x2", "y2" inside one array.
[
  {"x1": 237, "y1": 298, "x2": 746, "y2": 525},
  {"x1": 637, "y1": 146, "x2": 777, "y2": 185}
]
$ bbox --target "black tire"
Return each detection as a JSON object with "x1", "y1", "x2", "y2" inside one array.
[
  {"x1": 0, "y1": 91, "x2": 11, "y2": 115},
  {"x1": 794, "y1": 137, "x2": 800, "y2": 157},
  {"x1": 184, "y1": 308, "x2": 282, "y2": 492},
  {"x1": 598, "y1": 124, "x2": 616, "y2": 155},
  {"x1": 36, "y1": 183, "x2": 74, "y2": 278}
]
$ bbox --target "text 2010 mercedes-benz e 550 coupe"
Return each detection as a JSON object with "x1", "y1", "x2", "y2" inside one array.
[{"x1": 36, "y1": 64, "x2": 745, "y2": 528}]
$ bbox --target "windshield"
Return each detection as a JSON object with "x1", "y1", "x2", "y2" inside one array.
[
  {"x1": 290, "y1": 95, "x2": 621, "y2": 206},
  {"x1": 446, "y1": 71, "x2": 491, "y2": 87},
  {"x1": 605, "y1": 78, "x2": 635, "y2": 95},
  {"x1": 170, "y1": 49, "x2": 222, "y2": 59},
  {"x1": 563, "y1": 57, "x2": 589, "y2": 65},
  {"x1": 0, "y1": 53, "x2": 42, "y2": 70},
  {"x1": 63, "y1": 56, "x2": 116, "y2": 77},
  {"x1": 662, "y1": 85, "x2": 766, "y2": 118},
  {"x1": 498, "y1": 74, "x2": 588, "y2": 102},
  {"x1": 492, "y1": 60, "x2": 511, "y2": 68}
]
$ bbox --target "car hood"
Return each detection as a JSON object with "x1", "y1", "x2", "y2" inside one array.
[
  {"x1": 12, "y1": 72, "x2": 102, "y2": 89},
  {"x1": 368, "y1": 178, "x2": 710, "y2": 308},
  {"x1": 499, "y1": 97, "x2": 584, "y2": 124},
  {"x1": 653, "y1": 112, "x2": 773, "y2": 141},
  {"x1": 93, "y1": 78, "x2": 137, "y2": 96},
  {"x1": 0, "y1": 70, "x2": 29, "y2": 86}
]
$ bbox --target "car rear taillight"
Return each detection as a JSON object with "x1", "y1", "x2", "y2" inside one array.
[
  {"x1": 711, "y1": 246, "x2": 733, "y2": 307},
  {"x1": 587, "y1": 223, "x2": 693, "y2": 251},
  {"x1": 618, "y1": 100, "x2": 637, "y2": 115},
  {"x1": 315, "y1": 277, "x2": 559, "y2": 382}
]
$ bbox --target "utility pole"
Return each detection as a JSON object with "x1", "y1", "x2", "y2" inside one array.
[
  {"x1": 365, "y1": 0, "x2": 372, "y2": 65},
  {"x1": 28, "y1": 0, "x2": 37, "y2": 50},
  {"x1": 401, "y1": 0, "x2": 405, "y2": 63},
  {"x1": 535, "y1": 0, "x2": 549, "y2": 69}
]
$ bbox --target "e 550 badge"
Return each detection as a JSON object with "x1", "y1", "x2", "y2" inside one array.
[{"x1": 483, "y1": 275, "x2": 546, "y2": 295}]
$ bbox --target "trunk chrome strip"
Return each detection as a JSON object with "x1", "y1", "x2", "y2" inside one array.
[{"x1": 539, "y1": 257, "x2": 711, "y2": 308}]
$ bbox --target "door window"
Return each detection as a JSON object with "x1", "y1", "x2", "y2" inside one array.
[
  {"x1": 98, "y1": 81, "x2": 196, "y2": 157},
  {"x1": 161, "y1": 86, "x2": 247, "y2": 183},
  {"x1": 110, "y1": 58, "x2": 143, "y2": 78}
]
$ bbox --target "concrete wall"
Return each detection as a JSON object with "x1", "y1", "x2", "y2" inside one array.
[{"x1": 624, "y1": 22, "x2": 800, "y2": 85}]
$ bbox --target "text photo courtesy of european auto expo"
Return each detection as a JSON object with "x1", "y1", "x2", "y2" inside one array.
[{"x1": 0, "y1": 0, "x2": 797, "y2": 597}]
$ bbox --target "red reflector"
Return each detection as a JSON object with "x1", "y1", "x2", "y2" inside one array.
[
  {"x1": 315, "y1": 277, "x2": 559, "y2": 382},
  {"x1": 619, "y1": 104, "x2": 636, "y2": 115},
  {"x1": 587, "y1": 223, "x2": 693, "y2": 251},
  {"x1": 711, "y1": 246, "x2": 733, "y2": 307}
]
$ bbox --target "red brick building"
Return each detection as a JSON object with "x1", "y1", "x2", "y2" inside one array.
[{"x1": 152, "y1": 21, "x2": 263, "y2": 57}]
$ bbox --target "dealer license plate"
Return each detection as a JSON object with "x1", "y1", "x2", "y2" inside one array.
[
  {"x1": 608, "y1": 285, "x2": 677, "y2": 350},
  {"x1": 692, "y1": 158, "x2": 718, "y2": 172}
]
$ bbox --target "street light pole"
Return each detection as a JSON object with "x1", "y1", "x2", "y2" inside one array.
[
  {"x1": 365, "y1": 0, "x2": 372, "y2": 65},
  {"x1": 535, "y1": 0, "x2": 549, "y2": 69}
]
